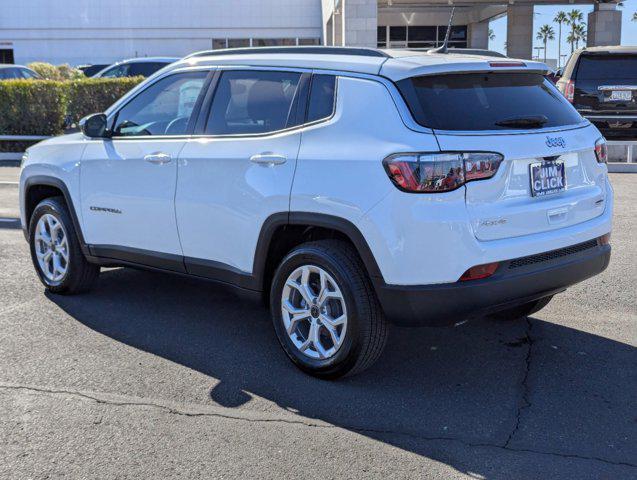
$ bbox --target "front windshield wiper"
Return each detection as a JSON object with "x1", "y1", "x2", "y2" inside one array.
[{"x1": 494, "y1": 115, "x2": 548, "y2": 128}]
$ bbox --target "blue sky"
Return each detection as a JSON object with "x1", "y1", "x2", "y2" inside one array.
[{"x1": 489, "y1": 1, "x2": 637, "y2": 61}]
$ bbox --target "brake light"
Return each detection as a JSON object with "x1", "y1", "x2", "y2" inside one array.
[
  {"x1": 489, "y1": 61, "x2": 526, "y2": 68},
  {"x1": 383, "y1": 152, "x2": 503, "y2": 193},
  {"x1": 594, "y1": 138, "x2": 607, "y2": 164},
  {"x1": 459, "y1": 262, "x2": 500, "y2": 281},
  {"x1": 563, "y1": 79, "x2": 575, "y2": 103}
]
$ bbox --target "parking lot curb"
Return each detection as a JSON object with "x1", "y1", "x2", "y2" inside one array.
[{"x1": 607, "y1": 162, "x2": 637, "y2": 173}]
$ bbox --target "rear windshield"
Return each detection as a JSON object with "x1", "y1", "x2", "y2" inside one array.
[
  {"x1": 576, "y1": 54, "x2": 637, "y2": 81},
  {"x1": 397, "y1": 72, "x2": 583, "y2": 131}
]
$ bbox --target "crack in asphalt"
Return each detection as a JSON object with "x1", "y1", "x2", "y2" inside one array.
[
  {"x1": 504, "y1": 316, "x2": 534, "y2": 449},
  {"x1": 1, "y1": 382, "x2": 635, "y2": 469}
]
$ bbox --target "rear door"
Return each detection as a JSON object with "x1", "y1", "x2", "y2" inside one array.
[
  {"x1": 574, "y1": 53, "x2": 637, "y2": 113},
  {"x1": 398, "y1": 71, "x2": 608, "y2": 241},
  {"x1": 175, "y1": 68, "x2": 309, "y2": 280}
]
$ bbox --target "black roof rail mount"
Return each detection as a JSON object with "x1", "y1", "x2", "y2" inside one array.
[{"x1": 185, "y1": 46, "x2": 390, "y2": 59}]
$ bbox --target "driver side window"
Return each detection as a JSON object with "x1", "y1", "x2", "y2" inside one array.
[{"x1": 112, "y1": 71, "x2": 208, "y2": 137}]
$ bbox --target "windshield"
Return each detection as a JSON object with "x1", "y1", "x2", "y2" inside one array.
[{"x1": 397, "y1": 72, "x2": 583, "y2": 131}]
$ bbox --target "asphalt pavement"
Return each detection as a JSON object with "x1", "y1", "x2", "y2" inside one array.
[{"x1": 0, "y1": 166, "x2": 635, "y2": 479}]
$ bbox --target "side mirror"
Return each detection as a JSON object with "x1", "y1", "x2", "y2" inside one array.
[
  {"x1": 555, "y1": 69, "x2": 563, "y2": 79},
  {"x1": 80, "y1": 113, "x2": 110, "y2": 139}
]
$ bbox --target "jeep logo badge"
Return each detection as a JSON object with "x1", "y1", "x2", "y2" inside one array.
[{"x1": 546, "y1": 136, "x2": 566, "y2": 148}]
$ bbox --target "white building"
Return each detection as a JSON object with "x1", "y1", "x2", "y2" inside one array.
[{"x1": 0, "y1": 0, "x2": 623, "y2": 66}]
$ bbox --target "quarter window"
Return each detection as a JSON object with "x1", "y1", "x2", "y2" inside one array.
[
  {"x1": 112, "y1": 71, "x2": 208, "y2": 137},
  {"x1": 307, "y1": 75, "x2": 336, "y2": 123},
  {"x1": 205, "y1": 70, "x2": 302, "y2": 135}
]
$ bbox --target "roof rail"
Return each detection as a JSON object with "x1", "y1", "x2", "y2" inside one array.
[{"x1": 184, "y1": 46, "x2": 390, "y2": 59}]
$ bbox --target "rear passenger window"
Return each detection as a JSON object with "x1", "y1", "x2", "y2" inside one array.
[
  {"x1": 307, "y1": 75, "x2": 336, "y2": 123},
  {"x1": 206, "y1": 70, "x2": 301, "y2": 135}
]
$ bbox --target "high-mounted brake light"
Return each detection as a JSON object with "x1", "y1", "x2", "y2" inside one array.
[
  {"x1": 594, "y1": 138, "x2": 607, "y2": 164},
  {"x1": 383, "y1": 152, "x2": 503, "y2": 193},
  {"x1": 489, "y1": 61, "x2": 526, "y2": 68}
]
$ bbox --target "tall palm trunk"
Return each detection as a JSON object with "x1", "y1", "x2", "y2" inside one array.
[
  {"x1": 557, "y1": 23, "x2": 562, "y2": 68},
  {"x1": 543, "y1": 38, "x2": 548, "y2": 62}
]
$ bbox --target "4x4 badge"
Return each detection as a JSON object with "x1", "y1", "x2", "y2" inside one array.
[{"x1": 546, "y1": 136, "x2": 566, "y2": 148}]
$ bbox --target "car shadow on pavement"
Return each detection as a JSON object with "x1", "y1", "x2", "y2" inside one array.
[{"x1": 47, "y1": 267, "x2": 637, "y2": 478}]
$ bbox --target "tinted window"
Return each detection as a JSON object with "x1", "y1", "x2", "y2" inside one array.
[
  {"x1": 0, "y1": 68, "x2": 22, "y2": 79},
  {"x1": 307, "y1": 75, "x2": 336, "y2": 123},
  {"x1": 398, "y1": 73, "x2": 583, "y2": 131},
  {"x1": 576, "y1": 54, "x2": 637, "y2": 81},
  {"x1": 19, "y1": 68, "x2": 38, "y2": 79},
  {"x1": 129, "y1": 62, "x2": 170, "y2": 77},
  {"x1": 100, "y1": 64, "x2": 130, "y2": 78},
  {"x1": 112, "y1": 71, "x2": 207, "y2": 137},
  {"x1": 206, "y1": 70, "x2": 301, "y2": 135}
]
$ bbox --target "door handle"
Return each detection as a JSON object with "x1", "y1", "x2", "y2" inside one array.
[
  {"x1": 249, "y1": 153, "x2": 287, "y2": 166},
  {"x1": 144, "y1": 152, "x2": 172, "y2": 165}
]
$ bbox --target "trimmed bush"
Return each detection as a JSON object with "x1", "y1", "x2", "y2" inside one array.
[
  {"x1": 28, "y1": 62, "x2": 84, "y2": 81},
  {"x1": 0, "y1": 76, "x2": 144, "y2": 136},
  {"x1": 0, "y1": 80, "x2": 67, "y2": 136},
  {"x1": 66, "y1": 77, "x2": 144, "y2": 125}
]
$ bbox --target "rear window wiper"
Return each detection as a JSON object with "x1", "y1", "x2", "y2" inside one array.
[{"x1": 495, "y1": 115, "x2": 548, "y2": 128}]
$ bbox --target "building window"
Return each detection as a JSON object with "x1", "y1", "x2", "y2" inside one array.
[
  {"x1": 253, "y1": 38, "x2": 296, "y2": 47},
  {"x1": 0, "y1": 49, "x2": 15, "y2": 63},
  {"x1": 298, "y1": 38, "x2": 320, "y2": 46},
  {"x1": 407, "y1": 26, "x2": 436, "y2": 49},
  {"x1": 227, "y1": 38, "x2": 250, "y2": 48},
  {"x1": 378, "y1": 25, "x2": 468, "y2": 49},
  {"x1": 377, "y1": 26, "x2": 387, "y2": 48},
  {"x1": 212, "y1": 38, "x2": 227, "y2": 50}
]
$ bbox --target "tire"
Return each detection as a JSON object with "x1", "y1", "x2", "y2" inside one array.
[
  {"x1": 29, "y1": 196, "x2": 99, "y2": 294},
  {"x1": 270, "y1": 240, "x2": 388, "y2": 379},
  {"x1": 489, "y1": 295, "x2": 553, "y2": 321}
]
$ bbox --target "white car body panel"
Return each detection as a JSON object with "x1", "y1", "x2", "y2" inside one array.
[
  {"x1": 176, "y1": 130, "x2": 301, "y2": 273},
  {"x1": 80, "y1": 138, "x2": 186, "y2": 255}
]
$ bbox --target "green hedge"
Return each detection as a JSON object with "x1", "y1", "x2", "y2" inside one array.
[{"x1": 0, "y1": 77, "x2": 144, "y2": 136}]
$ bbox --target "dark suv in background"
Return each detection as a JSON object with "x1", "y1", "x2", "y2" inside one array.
[{"x1": 557, "y1": 46, "x2": 637, "y2": 140}]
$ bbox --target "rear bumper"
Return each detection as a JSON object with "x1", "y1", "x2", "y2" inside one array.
[{"x1": 375, "y1": 241, "x2": 610, "y2": 327}]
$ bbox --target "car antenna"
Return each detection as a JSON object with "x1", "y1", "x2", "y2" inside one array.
[{"x1": 430, "y1": 7, "x2": 455, "y2": 54}]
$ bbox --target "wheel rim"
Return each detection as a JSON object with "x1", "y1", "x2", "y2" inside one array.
[
  {"x1": 281, "y1": 265, "x2": 348, "y2": 360},
  {"x1": 34, "y1": 213, "x2": 69, "y2": 283}
]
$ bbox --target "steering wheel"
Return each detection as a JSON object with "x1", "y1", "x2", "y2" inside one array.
[{"x1": 165, "y1": 116, "x2": 190, "y2": 135}]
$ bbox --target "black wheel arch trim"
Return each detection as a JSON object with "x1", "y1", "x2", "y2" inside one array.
[
  {"x1": 23, "y1": 175, "x2": 90, "y2": 256},
  {"x1": 252, "y1": 211, "x2": 385, "y2": 291}
]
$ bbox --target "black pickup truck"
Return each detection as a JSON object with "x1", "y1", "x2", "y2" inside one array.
[{"x1": 556, "y1": 46, "x2": 637, "y2": 140}]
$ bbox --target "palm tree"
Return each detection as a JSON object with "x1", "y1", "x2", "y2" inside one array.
[
  {"x1": 567, "y1": 9, "x2": 584, "y2": 53},
  {"x1": 554, "y1": 11, "x2": 568, "y2": 68},
  {"x1": 488, "y1": 28, "x2": 495, "y2": 41},
  {"x1": 536, "y1": 25, "x2": 555, "y2": 63},
  {"x1": 632, "y1": 12, "x2": 637, "y2": 21},
  {"x1": 573, "y1": 23, "x2": 587, "y2": 50}
]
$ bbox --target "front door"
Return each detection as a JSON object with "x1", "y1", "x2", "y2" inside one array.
[
  {"x1": 176, "y1": 69, "x2": 308, "y2": 283},
  {"x1": 80, "y1": 70, "x2": 209, "y2": 269}
]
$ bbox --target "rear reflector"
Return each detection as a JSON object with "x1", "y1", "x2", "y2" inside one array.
[
  {"x1": 459, "y1": 262, "x2": 500, "y2": 282},
  {"x1": 598, "y1": 233, "x2": 611, "y2": 246}
]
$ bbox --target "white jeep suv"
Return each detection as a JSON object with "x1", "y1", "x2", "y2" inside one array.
[{"x1": 20, "y1": 47, "x2": 613, "y2": 378}]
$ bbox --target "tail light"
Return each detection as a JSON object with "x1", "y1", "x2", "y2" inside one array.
[
  {"x1": 383, "y1": 152, "x2": 503, "y2": 193},
  {"x1": 562, "y1": 79, "x2": 575, "y2": 103},
  {"x1": 459, "y1": 262, "x2": 500, "y2": 281},
  {"x1": 594, "y1": 138, "x2": 608, "y2": 164}
]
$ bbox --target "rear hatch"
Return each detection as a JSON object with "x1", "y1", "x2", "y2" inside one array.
[
  {"x1": 397, "y1": 70, "x2": 607, "y2": 241},
  {"x1": 574, "y1": 53, "x2": 637, "y2": 114}
]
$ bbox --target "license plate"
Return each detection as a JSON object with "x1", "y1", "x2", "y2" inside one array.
[
  {"x1": 529, "y1": 161, "x2": 566, "y2": 197},
  {"x1": 607, "y1": 90, "x2": 632, "y2": 102}
]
